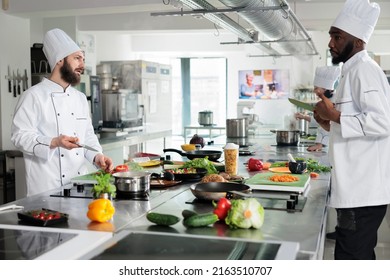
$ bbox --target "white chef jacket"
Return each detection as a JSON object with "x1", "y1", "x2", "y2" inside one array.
[
  {"x1": 328, "y1": 50, "x2": 390, "y2": 208},
  {"x1": 11, "y1": 78, "x2": 102, "y2": 196},
  {"x1": 315, "y1": 126, "x2": 329, "y2": 146}
]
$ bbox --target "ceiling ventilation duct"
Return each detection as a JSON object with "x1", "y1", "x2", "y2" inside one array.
[
  {"x1": 219, "y1": 0, "x2": 304, "y2": 54},
  {"x1": 151, "y1": 0, "x2": 318, "y2": 57}
]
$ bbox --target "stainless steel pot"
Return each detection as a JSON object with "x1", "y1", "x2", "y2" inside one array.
[
  {"x1": 198, "y1": 111, "x2": 213, "y2": 126},
  {"x1": 270, "y1": 130, "x2": 300, "y2": 146},
  {"x1": 112, "y1": 171, "x2": 151, "y2": 194},
  {"x1": 226, "y1": 118, "x2": 248, "y2": 138}
]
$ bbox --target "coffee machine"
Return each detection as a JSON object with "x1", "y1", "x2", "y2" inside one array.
[{"x1": 237, "y1": 101, "x2": 260, "y2": 135}]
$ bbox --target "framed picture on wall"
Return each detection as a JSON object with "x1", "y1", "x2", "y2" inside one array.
[{"x1": 238, "y1": 69, "x2": 290, "y2": 100}]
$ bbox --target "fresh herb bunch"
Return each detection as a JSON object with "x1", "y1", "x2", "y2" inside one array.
[
  {"x1": 181, "y1": 157, "x2": 218, "y2": 174},
  {"x1": 306, "y1": 158, "x2": 331, "y2": 173},
  {"x1": 92, "y1": 171, "x2": 116, "y2": 198}
]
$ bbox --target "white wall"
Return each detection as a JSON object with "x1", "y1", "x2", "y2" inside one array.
[
  {"x1": 0, "y1": 12, "x2": 30, "y2": 150},
  {"x1": 90, "y1": 30, "x2": 330, "y2": 128}
]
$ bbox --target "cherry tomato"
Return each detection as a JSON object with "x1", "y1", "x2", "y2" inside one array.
[{"x1": 115, "y1": 164, "x2": 129, "y2": 172}]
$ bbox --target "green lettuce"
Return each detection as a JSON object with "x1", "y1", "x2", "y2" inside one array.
[
  {"x1": 181, "y1": 157, "x2": 218, "y2": 174},
  {"x1": 225, "y1": 198, "x2": 265, "y2": 229}
]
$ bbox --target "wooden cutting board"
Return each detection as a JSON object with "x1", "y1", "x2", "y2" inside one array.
[{"x1": 244, "y1": 172, "x2": 310, "y2": 193}]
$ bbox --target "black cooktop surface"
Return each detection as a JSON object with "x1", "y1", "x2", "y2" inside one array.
[{"x1": 0, "y1": 228, "x2": 76, "y2": 260}]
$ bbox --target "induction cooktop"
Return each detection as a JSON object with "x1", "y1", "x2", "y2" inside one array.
[
  {"x1": 0, "y1": 227, "x2": 76, "y2": 260},
  {"x1": 83, "y1": 230, "x2": 299, "y2": 260}
]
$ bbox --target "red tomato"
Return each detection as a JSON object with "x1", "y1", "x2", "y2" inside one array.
[{"x1": 115, "y1": 164, "x2": 129, "y2": 172}]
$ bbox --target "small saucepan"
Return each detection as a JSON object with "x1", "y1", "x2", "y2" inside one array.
[
  {"x1": 190, "y1": 182, "x2": 251, "y2": 201},
  {"x1": 112, "y1": 171, "x2": 151, "y2": 195},
  {"x1": 163, "y1": 148, "x2": 222, "y2": 161}
]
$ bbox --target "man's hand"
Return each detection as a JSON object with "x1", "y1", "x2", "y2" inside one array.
[
  {"x1": 314, "y1": 91, "x2": 341, "y2": 123},
  {"x1": 94, "y1": 154, "x2": 114, "y2": 173},
  {"x1": 50, "y1": 135, "x2": 80, "y2": 149}
]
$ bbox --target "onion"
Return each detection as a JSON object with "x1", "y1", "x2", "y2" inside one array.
[{"x1": 189, "y1": 134, "x2": 205, "y2": 148}]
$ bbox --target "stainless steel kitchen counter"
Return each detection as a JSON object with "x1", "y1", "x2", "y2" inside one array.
[{"x1": 0, "y1": 136, "x2": 331, "y2": 260}]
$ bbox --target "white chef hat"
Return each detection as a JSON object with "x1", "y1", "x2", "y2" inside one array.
[
  {"x1": 313, "y1": 66, "x2": 341, "y2": 90},
  {"x1": 332, "y1": 0, "x2": 380, "y2": 43},
  {"x1": 43, "y1": 28, "x2": 81, "y2": 70}
]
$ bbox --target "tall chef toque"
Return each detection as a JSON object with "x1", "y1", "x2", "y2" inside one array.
[
  {"x1": 314, "y1": 66, "x2": 341, "y2": 90},
  {"x1": 332, "y1": 0, "x2": 380, "y2": 43},
  {"x1": 43, "y1": 28, "x2": 81, "y2": 70}
]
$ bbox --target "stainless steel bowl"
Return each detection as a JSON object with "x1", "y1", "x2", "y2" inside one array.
[{"x1": 112, "y1": 171, "x2": 151, "y2": 193}]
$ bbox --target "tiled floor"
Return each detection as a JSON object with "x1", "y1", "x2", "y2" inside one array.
[{"x1": 323, "y1": 205, "x2": 390, "y2": 260}]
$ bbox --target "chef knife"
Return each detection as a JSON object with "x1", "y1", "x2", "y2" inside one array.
[
  {"x1": 288, "y1": 98, "x2": 315, "y2": 112},
  {"x1": 12, "y1": 71, "x2": 16, "y2": 97},
  {"x1": 77, "y1": 143, "x2": 99, "y2": 152},
  {"x1": 23, "y1": 69, "x2": 28, "y2": 91},
  {"x1": 16, "y1": 69, "x2": 21, "y2": 95},
  {"x1": 7, "y1": 65, "x2": 12, "y2": 93}
]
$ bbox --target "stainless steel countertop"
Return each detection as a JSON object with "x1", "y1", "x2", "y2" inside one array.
[{"x1": 0, "y1": 136, "x2": 330, "y2": 259}]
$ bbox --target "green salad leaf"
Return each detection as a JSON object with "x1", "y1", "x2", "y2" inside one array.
[
  {"x1": 225, "y1": 198, "x2": 265, "y2": 229},
  {"x1": 181, "y1": 157, "x2": 218, "y2": 174}
]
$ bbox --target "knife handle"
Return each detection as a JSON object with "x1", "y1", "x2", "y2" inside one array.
[
  {"x1": 8, "y1": 80, "x2": 11, "y2": 93},
  {"x1": 18, "y1": 84, "x2": 21, "y2": 95},
  {"x1": 13, "y1": 84, "x2": 16, "y2": 97}
]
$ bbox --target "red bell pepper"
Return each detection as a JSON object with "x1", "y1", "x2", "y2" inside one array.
[
  {"x1": 247, "y1": 158, "x2": 263, "y2": 171},
  {"x1": 213, "y1": 197, "x2": 232, "y2": 221}
]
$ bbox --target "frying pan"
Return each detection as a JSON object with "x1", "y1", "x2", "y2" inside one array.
[
  {"x1": 164, "y1": 168, "x2": 207, "y2": 181},
  {"x1": 190, "y1": 182, "x2": 251, "y2": 201},
  {"x1": 163, "y1": 148, "x2": 222, "y2": 161}
]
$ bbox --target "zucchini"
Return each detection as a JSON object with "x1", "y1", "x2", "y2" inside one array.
[
  {"x1": 183, "y1": 213, "x2": 219, "y2": 228},
  {"x1": 146, "y1": 212, "x2": 180, "y2": 226},
  {"x1": 182, "y1": 209, "x2": 197, "y2": 219}
]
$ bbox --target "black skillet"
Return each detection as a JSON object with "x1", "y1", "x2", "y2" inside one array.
[
  {"x1": 163, "y1": 148, "x2": 222, "y2": 162},
  {"x1": 190, "y1": 182, "x2": 251, "y2": 201}
]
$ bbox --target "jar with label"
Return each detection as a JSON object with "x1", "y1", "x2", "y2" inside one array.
[{"x1": 224, "y1": 143, "x2": 239, "y2": 175}]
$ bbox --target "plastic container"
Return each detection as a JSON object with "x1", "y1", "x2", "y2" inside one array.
[{"x1": 224, "y1": 143, "x2": 239, "y2": 175}]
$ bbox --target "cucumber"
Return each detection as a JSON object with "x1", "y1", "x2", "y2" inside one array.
[
  {"x1": 146, "y1": 212, "x2": 180, "y2": 226},
  {"x1": 182, "y1": 209, "x2": 197, "y2": 219},
  {"x1": 183, "y1": 213, "x2": 219, "y2": 228}
]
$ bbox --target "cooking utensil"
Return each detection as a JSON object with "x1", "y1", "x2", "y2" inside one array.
[
  {"x1": 190, "y1": 182, "x2": 251, "y2": 201},
  {"x1": 0, "y1": 204, "x2": 24, "y2": 213},
  {"x1": 112, "y1": 171, "x2": 151, "y2": 194},
  {"x1": 7, "y1": 65, "x2": 12, "y2": 93},
  {"x1": 226, "y1": 118, "x2": 248, "y2": 138},
  {"x1": 163, "y1": 148, "x2": 222, "y2": 161},
  {"x1": 288, "y1": 98, "x2": 315, "y2": 112},
  {"x1": 287, "y1": 153, "x2": 296, "y2": 162},
  {"x1": 77, "y1": 143, "x2": 99, "y2": 152},
  {"x1": 198, "y1": 111, "x2": 213, "y2": 126},
  {"x1": 270, "y1": 130, "x2": 300, "y2": 146},
  {"x1": 164, "y1": 168, "x2": 207, "y2": 181}
]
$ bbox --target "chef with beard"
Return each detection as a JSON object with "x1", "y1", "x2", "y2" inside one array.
[
  {"x1": 314, "y1": 0, "x2": 390, "y2": 259},
  {"x1": 11, "y1": 28, "x2": 113, "y2": 196}
]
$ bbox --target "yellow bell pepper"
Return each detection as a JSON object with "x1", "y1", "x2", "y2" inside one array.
[{"x1": 87, "y1": 198, "x2": 115, "y2": 223}]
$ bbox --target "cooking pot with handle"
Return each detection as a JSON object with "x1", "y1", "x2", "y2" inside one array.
[
  {"x1": 112, "y1": 171, "x2": 151, "y2": 194},
  {"x1": 270, "y1": 130, "x2": 300, "y2": 146}
]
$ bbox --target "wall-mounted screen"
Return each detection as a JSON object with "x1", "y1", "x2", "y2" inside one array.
[{"x1": 238, "y1": 69, "x2": 290, "y2": 100}]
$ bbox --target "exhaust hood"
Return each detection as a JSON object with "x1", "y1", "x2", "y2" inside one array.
[{"x1": 151, "y1": 0, "x2": 318, "y2": 57}]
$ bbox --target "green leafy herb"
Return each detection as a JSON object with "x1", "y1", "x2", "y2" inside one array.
[
  {"x1": 306, "y1": 158, "x2": 331, "y2": 173},
  {"x1": 92, "y1": 171, "x2": 116, "y2": 198},
  {"x1": 181, "y1": 157, "x2": 218, "y2": 174}
]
